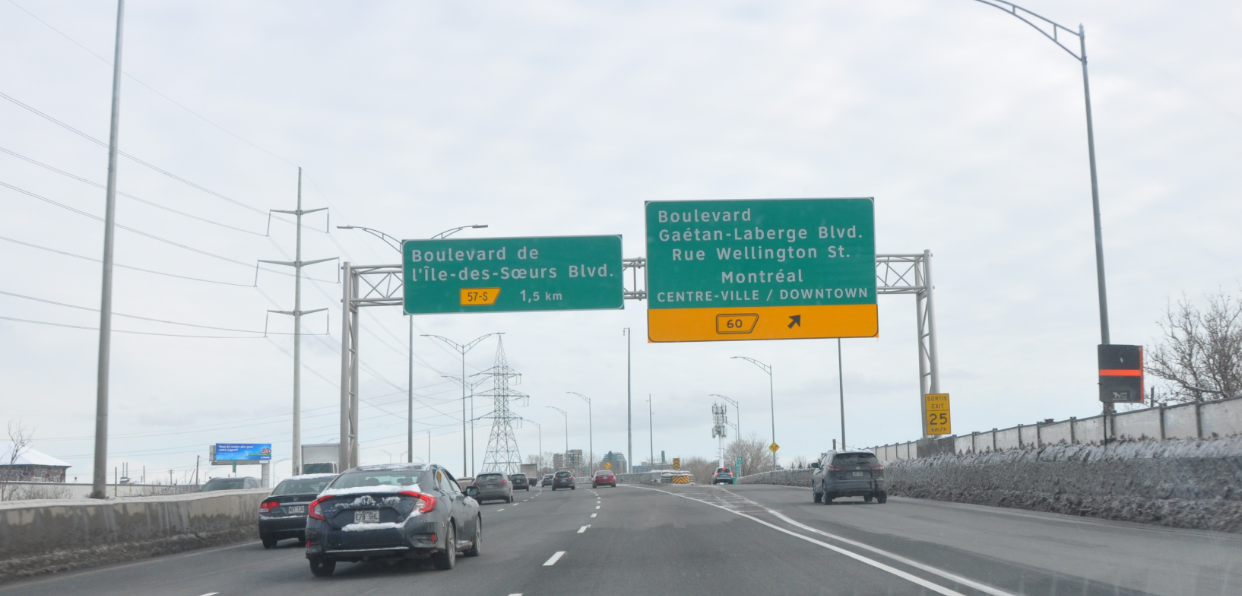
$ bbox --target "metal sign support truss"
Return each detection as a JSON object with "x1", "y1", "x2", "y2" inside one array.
[{"x1": 337, "y1": 251, "x2": 939, "y2": 469}]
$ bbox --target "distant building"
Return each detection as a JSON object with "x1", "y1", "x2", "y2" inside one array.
[
  {"x1": 602, "y1": 451, "x2": 627, "y2": 473},
  {"x1": 553, "y1": 453, "x2": 564, "y2": 469},
  {"x1": 567, "y1": 449, "x2": 583, "y2": 471},
  {"x1": 0, "y1": 442, "x2": 71, "y2": 483}
]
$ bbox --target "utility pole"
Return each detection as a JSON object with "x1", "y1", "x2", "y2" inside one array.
[
  {"x1": 624, "y1": 328, "x2": 632, "y2": 473},
  {"x1": 90, "y1": 0, "x2": 124, "y2": 501},
  {"x1": 733, "y1": 356, "x2": 776, "y2": 471},
  {"x1": 261, "y1": 168, "x2": 331, "y2": 476}
]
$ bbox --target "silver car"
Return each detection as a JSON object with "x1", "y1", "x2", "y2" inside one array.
[
  {"x1": 470, "y1": 472, "x2": 514, "y2": 503},
  {"x1": 811, "y1": 450, "x2": 887, "y2": 504}
]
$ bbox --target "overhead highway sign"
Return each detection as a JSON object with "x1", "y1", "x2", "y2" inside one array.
[
  {"x1": 645, "y1": 198, "x2": 878, "y2": 342},
  {"x1": 403, "y1": 236, "x2": 623, "y2": 314}
]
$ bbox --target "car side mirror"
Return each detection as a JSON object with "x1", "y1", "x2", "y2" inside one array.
[
  {"x1": 464, "y1": 486, "x2": 478, "y2": 497},
  {"x1": 810, "y1": 462, "x2": 819, "y2": 469}
]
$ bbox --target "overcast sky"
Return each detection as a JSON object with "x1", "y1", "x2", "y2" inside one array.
[{"x1": 2, "y1": 0, "x2": 1239, "y2": 483}]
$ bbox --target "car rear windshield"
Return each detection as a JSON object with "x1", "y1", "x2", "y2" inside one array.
[
  {"x1": 832, "y1": 453, "x2": 879, "y2": 465},
  {"x1": 595, "y1": 471, "x2": 611, "y2": 476},
  {"x1": 478, "y1": 473, "x2": 504, "y2": 481},
  {"x1": 202, "y1": 478, "x2": 245, "y2": 491},
  {"x1": 330, "y1": 471, "x2": 420, "y2": 489},
  {"x1": 272, "y1": 477, "x2": 333, "y2": 496},
  {"x1": 509, "y1": 474, "x2": 526, "y2": 479},
  {"x1": 555, "y1": 471, "x2": 571, "y2": 477}
]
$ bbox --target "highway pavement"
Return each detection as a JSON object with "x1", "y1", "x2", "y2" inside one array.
[{"x1": 1, "y1": 483, "x2": 1238, "y2": 596}]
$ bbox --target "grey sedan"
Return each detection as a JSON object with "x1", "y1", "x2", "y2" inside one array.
[
  {"x1": 304, "y1": 463, "x2": 481, "y2": 576},
  {"x1": 470, "y1": 472, "x2": 515, "y2": 503}
]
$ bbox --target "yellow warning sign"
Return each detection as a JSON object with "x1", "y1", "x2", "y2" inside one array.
[
  {"x1": 604, "y1": 462, "x2": 612, "y2": 469},
  {"x1": 672, "y1": 458, "x2": 681, "y2": 470},
  {"x1": 924, "y1": 393, "x2": 951, "y2": 435},
  {"x1": 768, "y1": 442, "x2": 780, "y2": 453}
]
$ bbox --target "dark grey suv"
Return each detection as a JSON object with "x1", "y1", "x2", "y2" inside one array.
[
  {"x1": 304, "y1": 463, "x2": 481, "y2": 576},
  {"x1": 258, "y1": 473, "x2": 336, "y2": 548},
  {"x1": 811, "y1": 451, "x2": 886, "y2": 504}
]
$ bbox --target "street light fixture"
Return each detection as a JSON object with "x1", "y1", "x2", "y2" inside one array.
[
  {"x1": 732, "y1": 356, "x2": 776, "y2": 472},
  {"x1": 709, "y1": 394, "x2": 740, "y2": 442},
  {"x1": 567, "y1": 392, "x2": 593, "y2": 472},
  {"x1": 336, "y1": 223, "x2": 489, "y2": 466},
  {"x1": 546, "y1": 406, "x2": 568, "y2": 469},
  {"x1": 425, "y1": 333, "x2": 503, "y2": 478},
  {"x1": 971, "y1": 1, "x2": 1111, "y2": 345}
]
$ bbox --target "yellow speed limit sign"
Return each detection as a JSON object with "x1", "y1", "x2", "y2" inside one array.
[{"x1": 924, "y1": 393, "x2": 951, "y2": 435}]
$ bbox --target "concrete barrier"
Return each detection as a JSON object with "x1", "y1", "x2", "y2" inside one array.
[
  {"x1": 0, "y1": 489, "x2": 268, "y2": 583},
  {"x1": 615, "y1": 472, "x2": 665, "y2": 484},
  {"x1": 735, "y1": 469, "x2": 812, "y2": 487},
  {"x1": 886, "y1": 436, "x2": 1242, "y2": 533}
]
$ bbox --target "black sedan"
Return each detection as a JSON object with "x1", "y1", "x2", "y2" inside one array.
[
  {"x1": 258, "y1": 473, "x2": 337, "y2": 548},
  {"x1": 304, "y1": 463, "x2": 481, "y2": 576}
]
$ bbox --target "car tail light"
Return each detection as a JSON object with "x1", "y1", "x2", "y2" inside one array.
[
  {"x1": 471, "y1": 481, "x2": 480, "y2": 487},
  {"x1": 870, "y1": 464, "x2": 885, "y2": 471},
  {"x1": 259, "y1": 499, "x2": 278, "y2": 513},
  {"x1": 400, "y1": 491, "x2": 437, "y2": 513},
  {"x1": 499, "y1": 479, "x2": 508, "y2": 485},
  {"x1": 308, "y1": 496, "x2": 328, "y2": 520},
  {"x1": 827, "y1": 464, "x2": 845, "y2": 473}
]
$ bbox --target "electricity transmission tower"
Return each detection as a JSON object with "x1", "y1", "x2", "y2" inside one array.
[{"x1": 475, "y1": 338, "x2": 528, "y2": 474}]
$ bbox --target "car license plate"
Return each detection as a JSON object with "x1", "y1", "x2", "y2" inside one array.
[
  {"x1": 286, "y1": 505, "x2": 305, "y2": 514},
  {"x1": 852, "y1": 471, "x2": 864, "y2": 477},
  {"x1": 354, "y1": 510, "x2": 380, "y2": 523}
]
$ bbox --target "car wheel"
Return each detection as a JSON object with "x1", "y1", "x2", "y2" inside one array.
[
  {"x1": 552, "y1": 486, "x2": 557, "y2": 491},
  {"x1": 308, "y1": 557, "x2": 336, "y2": 577},
  {"x1": 432, "y1": 525, "x2": 457, "y2": 570},
  {"x1": 571, "y1": 486, "x2": 576, "y2": 490},
  {"x1": 813, "y1": 491, "x2": 822, "y2": 503},
  {"x1": 877, "y1": 491, "x2": 888, "y2": 504},
  {"x1": 298, "y1": 532, "x2": 307, "y2": 545},
  {"x1": 823, "y1": 496, "x2": 834, "y2": 505},
  {"x1": 464, "y1": 516, "x2": 482, "y2": 557},
  {"x1": 864, "y1": 494, "x2": 874, "y2": 503},
  {"x1": 261, "y1": 536, "x2": 277, "y2": 549}
]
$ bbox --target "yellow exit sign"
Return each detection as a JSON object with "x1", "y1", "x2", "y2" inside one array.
[{"x1": 924, "y1": 393, "x2": 951, "y2": 435}]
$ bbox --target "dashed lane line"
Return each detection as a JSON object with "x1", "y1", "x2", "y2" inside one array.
[
  {"x1": 629, "y1": 485, "x2": 996, "y2": 596},
  {"x1": 578, "y1": 525, "x2": 591, "y2": 534},
  {"x1": 591, "y1": 513, "x2": 597, "y2": 518},
  {"x1": 543, "y1": 551, "x2": 566, "y2": 566}
]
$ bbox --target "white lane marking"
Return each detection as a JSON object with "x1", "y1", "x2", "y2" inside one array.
[
  {"x1": 543, "y1": 551, "x2": 566, "y2": 566},
  {"x1": 508, "y1": 593, "x2": 523, "y2": 596},
  {"x1": 595, "y1": 505, "x2": 600, "y2": 509},
  {"x1": 197, "y1": 593, "x2": 219, "y2": 596},
  {"x1": 631, "y1": 486, "x2": 981, "y2": 596},
  {"x1": 590, "y1": 513, "x2": 597, "y2": 518},
  {"x1": 497, "y1": 508, "x2": 505, "y2": 512},
  {"x1": 578, "y1": 525, "x2": 590, "y2": 533},
  {"x1": 762, "y1": 508, "x2": 1014, "y2": 596}
]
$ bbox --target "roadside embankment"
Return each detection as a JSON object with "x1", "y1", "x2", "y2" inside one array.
[
  {"x1": 0, "y1": 489, "x2": 267, "y2": 583},
  {"x1": 885, "y1": 436, "x2": 1242, "y2": 533}
]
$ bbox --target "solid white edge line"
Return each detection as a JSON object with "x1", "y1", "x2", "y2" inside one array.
[
  {"x1": 760, "y1": 507, "x2": 1016, "y2": 596},
  {"x1": 630, "y1": 486, "x2": 968, "y2": 596},
  {"x1": 543, "y1": 551, "x2": 566, "y2": 566}
]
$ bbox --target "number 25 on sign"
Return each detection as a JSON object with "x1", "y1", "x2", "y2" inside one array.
[{"x1": 924, "y1": 393, "x2": 951, "y2": 435}]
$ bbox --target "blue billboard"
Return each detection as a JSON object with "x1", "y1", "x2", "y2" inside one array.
[{"x1": 214, "y1": 443, "x2": 272, "y2": 461}]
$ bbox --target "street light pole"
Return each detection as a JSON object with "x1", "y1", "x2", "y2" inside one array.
[
  {"x1": 528, "y1": 420, "x2": 542, "y2": 475},
  {"x1": 338, "y1": 223, "x2": 487, "y2": 472},
  {"x1": 568, "y1": 392, "x2": 593, "y2": 472},
  {"x1": 445, "y1": 375, "x2": 487, "y2": 476},
  {"x1": 623, "y1": 328, "x2": 632, "y2": 473},
  {"x1": 733, "y1": 356, "x2": 775, "y2": 471},
  {"x1": 972, "y1": 0, "x2": 1110, "y2": 344},
  {"x1": 425, "y1": 333, "x2": 502, "y2": 478},
  {"x1": 647, "y1": 395, "x2": 654, "y2": 469},
  {"x1": 838, "y1": 339, "x2": 847, "y2": 450},
  {"x1": 546, "y1": 406, "x2": 568, "y2": 468}
]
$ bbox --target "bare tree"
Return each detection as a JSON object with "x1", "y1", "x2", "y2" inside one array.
[
  {"x1": 1, "y1": 421, "x2": 35, "y2": 501},
  {"x1": 1148, "y1": 291, "x2": 1242, "y2": 403},
  {"x1": 724, "y1": 434, "x2": 771, "y2": 477},
  {"x1": 790, "y1": 455, "x2": 809, "y2": 469}
]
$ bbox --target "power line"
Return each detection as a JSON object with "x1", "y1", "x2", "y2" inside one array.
[
  {"x1": 0, "y1": 145, "x2": 265, "y2": 235},
  {"x1": 0, "y1": 288, "x2": 266, "y2": 334},
  {"x1": 4, "y1": 0, "x2": 301, "y2": 168},
  {"x1": 0, "y1": 315, "x2": 261, "y2": 339},
  {"x1": 0, "y1": 234, "x2": 254, "y2": 287}
]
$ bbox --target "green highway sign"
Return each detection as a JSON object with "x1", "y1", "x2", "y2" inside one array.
[
  {"x1": 645, "y1": 198, "x2": 877, "y2": 342},
  {"x1": 402, "y1": 236, "x2": 623, "y2": 314}
]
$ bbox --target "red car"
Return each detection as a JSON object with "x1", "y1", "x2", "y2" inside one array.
[{"x1": 592, "y1": 470, "x2": 617, "y2": 488}]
